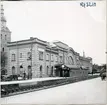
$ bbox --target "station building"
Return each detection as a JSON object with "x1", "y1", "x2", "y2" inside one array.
[{"x1": 6, "y1": 38, "x2": 92, "y2": 78}]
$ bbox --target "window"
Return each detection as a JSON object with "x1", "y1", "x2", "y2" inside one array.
[
  {"x1": 27, "y1": 52, "x2": 31, "y2": 60},
  {"x1": 56, "y1": 55, "x2": 58, "y2": 62},
  {"x1": 60, "y1": 56, "x2": 63, "y2": 63},
  {"x1": 2, "y1": 48, "x2": 4, "y2": 52},
  {"x1": 40, "y1": 65, "x2": 42, "y2": 77},
  {"x1": 47, "y1": 66, "x2": 49, "y2": 75},
  {"x1": 1, "y1": 69, "x2": 7, "y2": 75},
  {"x1": 11, "y1": 54, "x2": 16, "y2": 61},
  {"x1": 46, "y1": 54, "x2": 49, "y2": 61},
  {"x1": 5, "y1": 35, "x2": 6, "y2": 40},
  {"x1": 68, "y1": 56, "x2": 74, "y2": 65},
  {"x1": 76, "y1": 57, "x2": 80, "y2": 65},
  {"x1": 1, "y1": 34, "x2": 2, "y2": 39},
  {"x1": 20, "y1": 53, "x2": 22, "y2": 58},
  {"x1": 12, "y1": 66, "x2": 15, "y2": 75},
  {"x1": 51, "y1": 54, "x2": 54, "y2": 61},
  {"x1": 39, "y1": 51, "x2": 43, "y2": 60}
]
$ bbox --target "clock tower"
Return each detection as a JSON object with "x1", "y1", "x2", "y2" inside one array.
[{"x1": 0, "y1": 4, "x2": 11, "y2": 74}]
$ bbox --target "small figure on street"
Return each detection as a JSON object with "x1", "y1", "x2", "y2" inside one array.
[
  {"x1": 101, "y1": 72, "x2": 106, "y2": 80},
  {"x1": 23, "y1": 71, "x2": 26, "y2": 80},
  {"x1": 30, "y1": 72, "x2": 32, "y2": 79},
  {"x1": 100, "y1": 67, "x2": 106, "y2": 81},
  {"x1": 92, "y1": 71, "x2": 93, "y2": 75},
  {"x1": 27, "y1": 74, "x2": 29, "y2": 79},
  {"x1": 64, "y1": 71, "x2": 67, "y2": 79},
  {"x1": 28, "y1": 72, "x2": 32, "y2": 79}
]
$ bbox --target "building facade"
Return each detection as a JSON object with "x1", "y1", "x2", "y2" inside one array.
[
  {"x1": 7, "y1": 38, "x2": 92, "y2": 78},
  {"x1": 1, "y1": 5, "x2": 92, "y2": 78}
]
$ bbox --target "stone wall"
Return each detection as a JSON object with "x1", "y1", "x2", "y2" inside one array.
[{"x1": 69, "y1": 69, "x2": 88, "y2": 77}]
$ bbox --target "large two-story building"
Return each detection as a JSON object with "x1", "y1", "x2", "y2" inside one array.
[
  {"x1": 0, "y1": 5, "x2": 92, "y2": 78},
  {"x1": 6, "y1": 38, "x2": 92, "y2": 78}
]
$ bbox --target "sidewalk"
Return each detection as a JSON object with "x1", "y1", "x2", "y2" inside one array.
[
  {"x1": 1, "y1": 77, "x2": 64, "y2": 85},
  {"x1": 1, "y1": 77, "x2": 105, "y2": 104}
]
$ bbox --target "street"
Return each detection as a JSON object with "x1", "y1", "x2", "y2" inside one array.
[{"x1": 1, "y1": 77, "x2": 106, "y2": 104}]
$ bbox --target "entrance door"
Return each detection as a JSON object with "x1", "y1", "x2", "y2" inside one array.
[
  {"x1": 68, "y1": 71, "x2": 70, "y2": 77},
  {"x1": 51, "y1": 66, "x2": 53, "y2": 76},
  {"x1": 60, "y1": 68, "x2": 63, "y2": 77},
  {"x1": 47, "y1": 66, "x2": 49, "y2": 76},
  {"x1": 55, "y1": 69, "x2": 59, "y2": 77}
]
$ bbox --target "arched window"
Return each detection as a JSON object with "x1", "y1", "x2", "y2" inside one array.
[
  {"x1": 19, "y1": 64, "x2": 23, "y2": 75},
  {"x1": 68, "y1": 56, "x2": 74, "y2": 65},
  {"x1": 27, "y1": 52, "x2": 31, "y2": 60},
  {"x1": 28, "y1": 65, "x2": 31, "y2": 74},
  {"x1": 2, "y1": 48, "x2": 4, "y2": 52},
  {"x1": 5, "y1": 35, "x2": 6, "y2": 40},
  {"x1": 20, "y1": 65, "x2": 23, "y2": 69},
  {"x1": 40, "y1": 65, "x2": 42, "y2": 77},
  {"x1": 47, "y1": 66, "x2": 49, "y2": 75},
  {"x1": 28, "y1": 65, "x2": 32, "y2": 79},
  {"x1": 1, "y1": 34, "x2": 2, "y2": 39},
  {"x1": 28, "y1": 65, "x2": 31, "y2": 70},
  {"x1": 12, "y1": 66, "x2": 15, "y2": 75},
  {"x1": 1, "y1": 69, "x2": 7, "y2": 75}
]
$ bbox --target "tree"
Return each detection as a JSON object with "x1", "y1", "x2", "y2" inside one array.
[
  {"x1": 92, "y1": 64, "x2": 100, "y2": 73},
  {"x1": 102, "y1": 64, "x2": 106, "y2": 69},
  {"x1": 100, "y1": 64, "x2": 106, "y2": 73}
]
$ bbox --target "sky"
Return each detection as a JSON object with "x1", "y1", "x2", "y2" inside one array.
[{"x1": 1, "y1": 1, "x2": 106, "y2": 65}]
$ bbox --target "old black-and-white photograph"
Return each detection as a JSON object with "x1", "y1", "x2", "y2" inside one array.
[{"x1": 0, "y1": 1, "x2": 106, "y2": 104}]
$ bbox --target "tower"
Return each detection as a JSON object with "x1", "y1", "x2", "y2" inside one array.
[
  {"x1": 0, "y1": 4, "x2": 11, "y2": 75},
  {"x1": 1, "y1": 4, "x2": 11, "y2": 51}
]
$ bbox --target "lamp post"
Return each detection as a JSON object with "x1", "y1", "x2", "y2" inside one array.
[{"x1": 62, "y1": 65, "x2": 65, "y2": 68}]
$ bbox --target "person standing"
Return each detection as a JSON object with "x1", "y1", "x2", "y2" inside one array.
[{"x1": 23, "y1": 71, "x2": 26, "y2": 80}]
